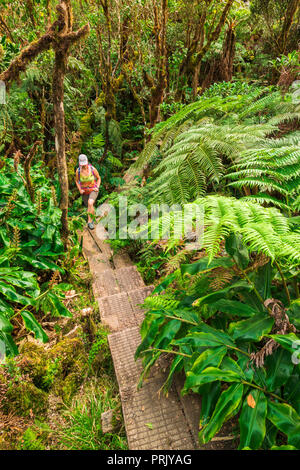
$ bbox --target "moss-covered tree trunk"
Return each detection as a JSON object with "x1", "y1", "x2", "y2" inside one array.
[
  {"x1": 177, "y1": 0, "x2": 234, "y2": 100},
  {"x1": 219, "y1": 23, "x2": 236, "y2": 82},
  {"x1": 0, "y1": 1, "x2": 90, "y2": 246},
  {"x1": 143, "y1": 0, "x2": 168, "y2": 128},
  {"x1": 51, "y1": 1, "x2": 90, "y2": 246},
  {"x1": 53, "y1": 47, "x2": 69, "y2": 242},
  {"x1": 278, "y1": 0, "x2": 299, "y2": 54}
]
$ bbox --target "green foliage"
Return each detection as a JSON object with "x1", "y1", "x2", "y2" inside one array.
[
  {"x1": 56, "y1": 386, "x2": 127, "y2": 450},
  {"x1": 0, "y1": 160, "x2": 73, "y2": 356},
  {"x1": 129, "y1": 87, "x2": 299, "y2": 205},
  {"x1": 135, "y1": 195, "x2": 300, "y2": 450},
  {"x1": 226, "y1": 143, "x2": 300, "y2": 211},
  {"x1": 18, "y1": 426, "x2": 47, "y2": 451}
]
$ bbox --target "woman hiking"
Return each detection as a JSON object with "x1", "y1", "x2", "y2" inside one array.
[{"x1": 75, "y1": 154, "x2": 101, "y2": 230}]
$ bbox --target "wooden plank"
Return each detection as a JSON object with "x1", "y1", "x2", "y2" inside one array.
[
  {"x1": 127, "y1": 286, "x2": 154, "y2": 324},
  {"x1": 115, "y1": 266, "x2": 145, "y2": 293},
  {"x1": 98, "y1": 292, "x2": 137, "y2": 331},
  {"x1": 113, "y1": 251, "x2": 133, "y2": 269},
  {"x1": 93, "y1": 269, "x2": 120, "y2": 297}
]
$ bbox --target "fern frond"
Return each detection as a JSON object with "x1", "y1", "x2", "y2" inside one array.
[{"x1": 142, "y1": 294, "x2": 180, "y2": 311}]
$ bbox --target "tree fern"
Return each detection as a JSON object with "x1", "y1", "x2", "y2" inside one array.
[
  {"x1": 147, "y1": 122, "x2": 276, "y2": 204},
  {"x1": 226, "y1": 145, "x2": 300, "y2": 210},
  {"x1": 127, "y1": 86, "x2": 299, "y2": 205},
  {"x1": 149, "y1": 195, "x2": 300, "y2": 266},
  {"x1": 197, "y1": 196, "x2": 300, "y2": 264}
]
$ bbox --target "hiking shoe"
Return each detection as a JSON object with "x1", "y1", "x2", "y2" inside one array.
[{"x1": 88, "y1": 222, "x2": 95, "y2": 230}]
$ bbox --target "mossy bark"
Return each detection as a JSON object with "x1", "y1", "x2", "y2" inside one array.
[
  {"x1": 176, "y1": 0, "x2": 234, "y2": 100},
  {"x1": 0, "y1": 1, "x2": 90, "y2": 246}
]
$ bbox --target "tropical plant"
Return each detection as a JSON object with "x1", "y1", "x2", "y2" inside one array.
[
  {"x1": 0, "y1": 160, "x2": 75, "y2": 356},
  {"x1": 226, "y1": 139, "x2": 300, "y2": 211},
  {"x1": 135, "y1": 195, "x2": 300, "y2": 449},
  {"x1": 127, "y1": 87, "x2": 300, "y2": 205}
]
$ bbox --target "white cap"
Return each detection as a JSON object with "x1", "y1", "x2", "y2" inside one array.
[{"x1": 79, "y1": 154, "x2": 88, "y2": 165}]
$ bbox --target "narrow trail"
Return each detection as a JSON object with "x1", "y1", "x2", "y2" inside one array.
[{"x1": 82, "y1": 225, "x2": 236, "y2": 450}]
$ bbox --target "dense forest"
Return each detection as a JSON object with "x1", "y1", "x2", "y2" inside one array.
[{"x1": 0, "y1": 0, "x2": 299, "y2": 452}]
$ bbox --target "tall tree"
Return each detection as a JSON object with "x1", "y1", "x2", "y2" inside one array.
[
  {"x1": 176, "y1": 0, "x2": 235, "y2": 99},
  {"x1": 0, "y1": 0, "x2": 90, "y2": 245},
  {"x1": 143, "y1": 0, "x2": 168, "y2": 128},
  {"x1": 251, "y1": 0, "x2": 300, "y2": 55},
  {"x1": 52, "y1": 0, "x2": 89, "y2": 243}
]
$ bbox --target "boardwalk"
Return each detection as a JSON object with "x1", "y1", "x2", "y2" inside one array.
[{"x1": 82, "y1": 226, "x2": 236, "y2": 450}]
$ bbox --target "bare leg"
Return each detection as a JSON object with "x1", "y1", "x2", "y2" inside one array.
[{"x1": 87, "y1": 198, "x2": 95, "y2": 223}]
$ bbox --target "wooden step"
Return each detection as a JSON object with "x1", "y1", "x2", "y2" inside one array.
[
  {"x1": 93, "y1": 269, "x2": 120, "y2": 297},
  {"x1": 127, "y1": 286, "x2": 154, "y2": 324},
  {"x1": 108, "y1": 327, "x2": 196, "y2": 450},
  {"x1": 98, "y1": 292, "x2": 137, "y2": 332},
  {"x1": 115, "y1": 266, "x2": 145, "y2": 292}
]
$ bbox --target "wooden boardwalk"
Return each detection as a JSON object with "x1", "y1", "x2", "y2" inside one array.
[{"x1": 82, "y1": 226, "x2": 236, "y2": 450}]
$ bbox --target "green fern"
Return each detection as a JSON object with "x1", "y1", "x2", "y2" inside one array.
[
  {"x1": 128, "y1": 88, "x2": 299, "y2": 205},
  {"x1": 142, "y1": 294, "x2": 180, "y2": 311},
  {"x1": 197, "y1": 195, "x2": 300, "y2": 264},
  {"x1": 226, "y1": 144, "x2": 300, "y2": 210}
]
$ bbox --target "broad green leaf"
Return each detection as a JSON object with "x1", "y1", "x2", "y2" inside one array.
[
  {"x1": 0, "y1": 281, "x2": 32, "y2": 306},
  {"x1": 138, "y1": 351, "x2": 160, "y2": 389},
  {"x1": 0, "y1": 298, "x2": 14, "y2": 317},
  {"x1": 135, "y1": 315, "x2": 165, "y2": 359},
  {"x1": 265, "y1": 348, "x2": 295, "y2": 392},
  {"x1": 220, "y1": 356, "x2": 246, "y2": 379},
  {"x1": 46, "y1": 291, "x2": 72, "y2": 318},
  {"x1": 7, "y1": 219, "x2": 34, "y2": 231},
  {"x1": 181, "y1": 256, "x2": 234, "y2": 276},
  {"x1": 262, "y1": 419, "x2": 278, "y2": 449},
  {"x1": 153, "y1": 319, "x2": 182, "y2": 349},
  {"x1": 0, "y1": 227, "x2": 10, "y2": 247},
  {"x1": 168, "y1": 308, "x2": 199, "y2": 324},
  {"x1": 253, "y1": 261, "x2": 273, "y2": 301},
  {"x1": 225, "y1": 233, "x2": 249, "y2": 269},
  {"x1": 239, "y1": 390, "x2": 267, "y2": 450},
  {"x1": 199, "y1": 383, "x2": 244, "y2": 444},
  {"x1": 209, "y1": 299, "x2": 258, "y2": 318},
  {"x1": 190, "y1": 346, "x2": 227, "y2": 375},
  {"x1": 271, "y1": 445, "x2": 298, "y2": 450},
  {"x1": 268, "y1": 333, "x2": 300, "y2": 355},
  {"x1": 174, "y1": 331, "x2": 235, "y2": 349},
  {"x1": 199, "y1": 322, "x2": 237, "y2": 345},
  {"x1": 193, "y1": 281, "x2": 252, "y2": 306},
  {"x1": 0, "y1": 330, "x2": 18, "y2": 356},
  {"x1": 236, "y1": 353, "x2": 254, "y2": 381},
  {"x1": 228, "y1": 314, "x2": 274, "y2": 342},
  {"x1": 4, "y1": 275, "x2": 39, "y2": 296},
  {"x1": 183, "y1": 367, "x2": 243, "y2": 393},
  {"x1": 267, "y1": 401, "x2": 300, "y2": 449},
  {"x1": 287, "y1": 301, "x2": 300, "y2": 329},
  {"x1": 199, "y1": 382, "x2": 221, "y2": 429},
  {"x1": 162, "y1": 355, "x2": 184, "y2": 393},
  {"x1": 284, "y1": 374, "x2": 300, "y2": 414},
  {"x1": 152, "y1": 272, "x2": 178, "y2": 294},
  {"x1": 0, "y1": 313, "x2": 13, "y2": 333},
  {"x1": 21, "y1": 310, "x2": 49, "y2": 343},
  {"x1": 19, "y1": 255, "x2": 64, "y2": 273}
]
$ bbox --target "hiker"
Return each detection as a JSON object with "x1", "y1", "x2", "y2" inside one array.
[{"x1": 75, "y1": 154, "x2": 101, "y2": 230}]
